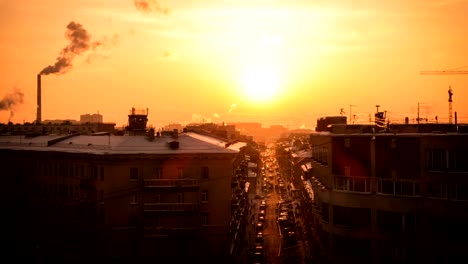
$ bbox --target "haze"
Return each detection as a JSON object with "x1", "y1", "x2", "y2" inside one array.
[{"x1": 1, "y1": 0, "x2": 468, "y2": 129}]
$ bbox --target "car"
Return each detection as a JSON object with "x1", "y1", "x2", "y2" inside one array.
[
  {"x1": 253, "y1": 244, "x2": 264, "y2": 253},
  {"x1": 279, "y1": 211, "x2": 290, "y2": 218},
  {"x1": 251, "y1": 244, "x2": 265, "y2": 263},
  {"x1": 258, "y1": 214, "x2": 265, "y2": 222},
  {"x1": 259, "y1": 210, "x2": 266, "y2": 217},
  {"x1": 256, "y1": 222, "x2": 264, "y2": 233},
  {"x1": 277, "y1": 215, "x2": 289, "y2": 224},
  {"x1": 255, "y1": 233, "x2": 264, "y2": 244}
]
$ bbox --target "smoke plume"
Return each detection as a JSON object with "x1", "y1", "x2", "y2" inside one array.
[
  {"x1": 0, "y1": 88, "x2": 25, "y2": 122},
  {"x1": 86, "y1": 33, "x2": 120, "y2": 63},
  {"x1": 133, "y1": 0, "x2": 170, "y2": 14},
  {"x1": 192, "y1": 113, "x2": 211, "y2": 123},
  {"x1": 228, "y1": 103, "x2": 237, "y2": 113},
  {"x1": 40, "y1": 21, "x2": 102, "y2": 75}
]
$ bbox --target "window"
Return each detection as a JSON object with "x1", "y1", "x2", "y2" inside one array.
[
  {"x1": 344, "y1": 138, "x2": 350, "y2": 148},
  {"x1": 154, "y1": 168, "x2": 162, "y2": 179},
  {"x1": 130, "y1": 167, "x2": 138, "y2": 181},
  {"x1": 99, "y1": 208, "x2": 106, "y2": 226},
  {"x1": 344, "y1": 166, "x2": 351, "y2": 177},
  {"x1": 321, "y1": 203, "x2": 329, "y2": 223},
  {"x1": 426, "y1": 149, "x2": 445, "y2": 171},
  {"x1": 130, "y1": 191, "x2": 137, "y2": 204},
  {"x1": 100, "y1": 167, "x2": 104, "y2": 181},
  {"x1": 201, "y1": 213, "x2": 209, "y2": 225},
  {"x1": 201, "y1": 166, "x2": 209, "y2": 180},
  {"x1": 154, "y1": 215, "x2": 161, "y2": 227},
  {"x1": 378, "y1": 179, "x2": 420, "y2": 196},
  {"x1": 177, "y1": 193, "x2": 184, "y2": 203},
  {"x1": 176, "y1": 217, "x2": 183, "y2": 228},
  {"x1": 334, "y1": 176, "x2": 371, "y2": 193},
  {"x1": 129, "y1": 214, "x2": 137, "y2": 226},
  {"x1": 322, "y1": 147, "x2": 328, "y2": 165},
  {"x1": 201, "y1": 191, "x2": 208, "y2": 202},
  {"x1": 88, "y1": 165, "x2": 98, "y2": 180}
]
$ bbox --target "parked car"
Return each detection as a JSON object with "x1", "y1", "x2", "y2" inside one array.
[
  {"x1": 255, "y1": 233, "x2": 264, "y2": 244},
  {"x1": 256, "y1": 222, "x2": 264, "y2": 233}
]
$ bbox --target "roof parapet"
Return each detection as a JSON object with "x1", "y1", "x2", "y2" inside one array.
[{"x1": 47, "y1": 133, "x2": 81, "y2": 146}]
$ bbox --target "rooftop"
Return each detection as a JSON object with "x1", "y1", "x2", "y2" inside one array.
[{"x1": 0, "y1": 132, "x2": 246, "y2": 155}]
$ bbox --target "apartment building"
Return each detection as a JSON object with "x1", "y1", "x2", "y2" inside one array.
[
  {"x1": 2, "y1": 129, "x2": 246, "y2": 261},
  {"x1": 305, "y1": 122, "x2": 468, "y2": 264}
]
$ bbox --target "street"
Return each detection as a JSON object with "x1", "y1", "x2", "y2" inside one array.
[{"x1": 241, "y1": 147, "x2": 312, "y2": 264}]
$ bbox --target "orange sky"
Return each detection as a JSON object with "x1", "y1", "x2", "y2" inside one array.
[{"x1": 1, "y1": 0, "x2": 468, "y2": 129}]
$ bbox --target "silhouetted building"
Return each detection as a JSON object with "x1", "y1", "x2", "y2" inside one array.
[
  {"x1": 163, "y1": 123, "x2": 183, "y2": 133},
  {"x1": 185, "y1": 123, "x2": 240, "y2": 141},
  {"x1": 80, "y1": 113, "x2": 103, "y2": 124},
  {"x1": 304, "y1": 120, "x2": 468, "y2": 264},
  {"x1": 2, "y1": 129, "x2": 246, "y2": 261},
  {"x1": 315, "y1": 116, "x2": 347, "y2": 132},
  {"x1": 125, "y1": 107, "x2": 148, "y2": 136},
  {"x1": 0, "y1": 121, "x2": 116, "y2": 135}
]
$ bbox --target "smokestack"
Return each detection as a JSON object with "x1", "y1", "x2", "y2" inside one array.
[{"x1": 37, "y1": 74, "x2": 41, "y2": 124}]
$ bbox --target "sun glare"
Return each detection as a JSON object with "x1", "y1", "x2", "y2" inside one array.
[{"x1": 241, "y1": 63, "x2": 282, "y2": 103}]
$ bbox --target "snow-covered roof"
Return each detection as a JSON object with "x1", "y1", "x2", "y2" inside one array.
[{"x1": 0, "y1": 132, "x2": 246, "y2": 155}]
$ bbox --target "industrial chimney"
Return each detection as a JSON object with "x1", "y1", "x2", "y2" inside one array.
[{"x1": 36, "y1": 74, "x2": 41, "y2": 124}]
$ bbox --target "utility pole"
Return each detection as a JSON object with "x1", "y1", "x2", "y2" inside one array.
[
  {"x1": 417, "y1": 102, "x2": 420, "y2": 124},
  {"x1": 350, "y1": 105, "x2": 357, "y2": 124}
]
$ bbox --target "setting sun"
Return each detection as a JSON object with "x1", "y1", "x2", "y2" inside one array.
[{"x1": 241, "y1": 63, "x2": 282, "y2": 103}]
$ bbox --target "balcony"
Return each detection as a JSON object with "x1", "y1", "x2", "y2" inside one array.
[
  {"x1": 143, "y1": 203, "x2": 199, "y2": 212},
  {"x1": 334, "y1": 176, "x2": 371, "y2": 193},
  {"x1": 143, "y1": 179, "x2": 199, "y2": 189},
  {"x1": 378, "y1": 179, "x2": 421, "y2": 197}
]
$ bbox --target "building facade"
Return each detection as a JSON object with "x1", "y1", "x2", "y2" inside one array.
[
  {"x1": 2, "y1": 131, "x2": 246, "y2": 261},
  {"x1": 80, "y1": 113, "x2": 103, "y2": 124},
  {"x1": 305, "y1": 123, "x2": 468, "y2": 264}
]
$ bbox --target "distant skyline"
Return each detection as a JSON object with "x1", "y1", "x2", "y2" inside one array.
[{"x1": 1, "y1": 0, "x2": 468, "y2": 129}]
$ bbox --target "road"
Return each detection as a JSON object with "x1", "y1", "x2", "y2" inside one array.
[{"x1": 242, "y1": 150, "x2": 311, "y2": 264}]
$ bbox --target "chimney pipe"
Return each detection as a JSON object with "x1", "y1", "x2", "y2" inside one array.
[{"x1": 36, "y1": 74, "x2": 42, "y2": 124}]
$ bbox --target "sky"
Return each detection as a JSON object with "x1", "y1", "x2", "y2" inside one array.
[{"x1": 1, "y1": 0, "x2": 468, "y2": 129}]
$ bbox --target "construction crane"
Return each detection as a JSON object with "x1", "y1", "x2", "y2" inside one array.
[
  {"x1": 420, "y1": 70, "x2": 468, "y2": 75},
  {"x1": 420, "y1": 69, "x2": 468, "y2": 124}
]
